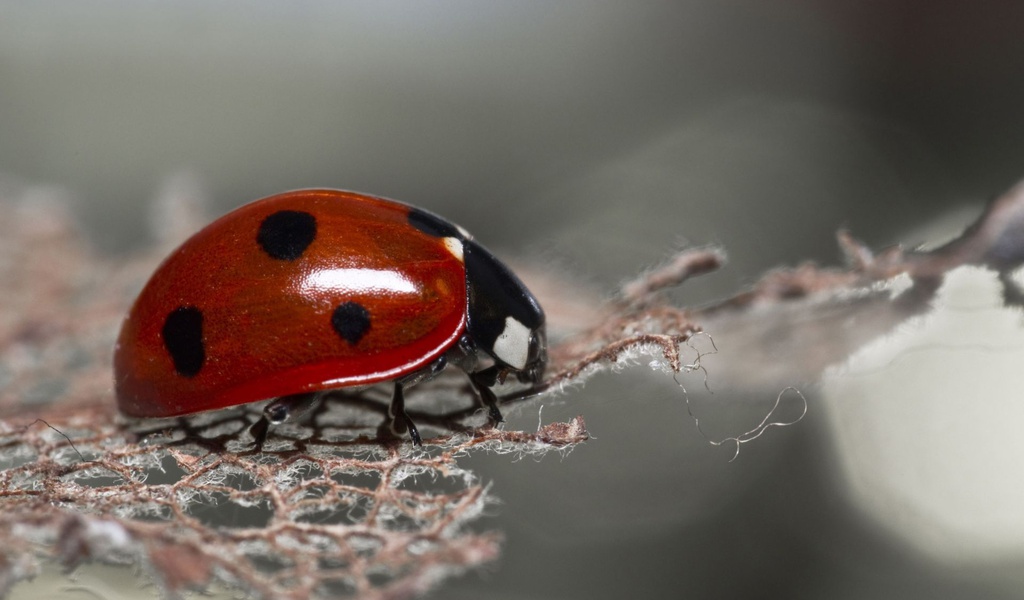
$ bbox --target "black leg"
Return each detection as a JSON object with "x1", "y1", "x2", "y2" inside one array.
[
  {"x1": 388, "y1": 382, "x2": 422, "y2": 446},
  {"x1": 470, "y1": 367, "x2": 505, "y2": 425},
  {"x1": 249, "y1": 416, "x2": 270, "y2": 450},
  {"x1": 249, "y1": 392, "x2": 322, "y2": 450}
]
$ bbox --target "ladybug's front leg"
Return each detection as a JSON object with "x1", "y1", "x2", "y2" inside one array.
[
  {"x1": 469, "y1": 366, "x2": 505, "y2": 425},
  {"x1": 387, "y1": 382, "x2": 423, "y2": 446}
]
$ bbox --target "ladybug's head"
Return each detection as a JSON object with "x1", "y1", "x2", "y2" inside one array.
[{"x1": 463, "y1": 239, "x2": 547, "y2": 386}]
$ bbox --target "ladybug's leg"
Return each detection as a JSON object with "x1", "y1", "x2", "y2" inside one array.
[
  {"x1": 469, "y1": 366, "x2": 505, "y2": 425},
  {"x1": 249, "y1": 392, "x2": 322, "y2": 449},
  {"x1": 388, "y1": 382, "x2": 423, "y2": 446},
  {"x1": 249, "y1": 418, "x2": 271, "y2": 449},
  {"x1": 384, "y1": 356, "x2": 446, "y2": 446}
]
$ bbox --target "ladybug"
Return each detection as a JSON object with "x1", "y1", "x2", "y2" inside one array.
[{"x1": 114, "y1": 189, "x2": 547, "y2": 446}]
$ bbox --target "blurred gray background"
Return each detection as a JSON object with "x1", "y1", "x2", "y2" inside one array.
[
  {"x1": 6, "y1": 2, "x2": 1022, "y2": 281},
  {"x1": 5, "y1": 2, "x2": 1024, "y2": 599}
]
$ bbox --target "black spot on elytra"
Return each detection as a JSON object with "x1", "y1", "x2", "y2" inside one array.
[
  {"x1": 257, "y1": 210, "x2": 317, "y2": 260},
  {"x1": 332, "y1": 302, "x2": 371, "y2": 345},
  {"x1": 407, "y1": 207, "x2": 464, "y2": 239},
  {"x1": 162, "y1": 306, "x2": 205, "y2": 377}
]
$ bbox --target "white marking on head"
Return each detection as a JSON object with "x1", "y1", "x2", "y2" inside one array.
[
  {"x1": 443, "y1": 236, "x2": 464, "y2": 262},
  {"x1": 492, "y1": 316, "x2": 530, "y2": 370},
  {"x1": 455, "y1": 224, "x2": 472, "y2": 239}
]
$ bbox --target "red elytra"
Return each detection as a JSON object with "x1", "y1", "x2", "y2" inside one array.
[{"x1": 114, "y1": 189, "x2": 547, "y2": 445}]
